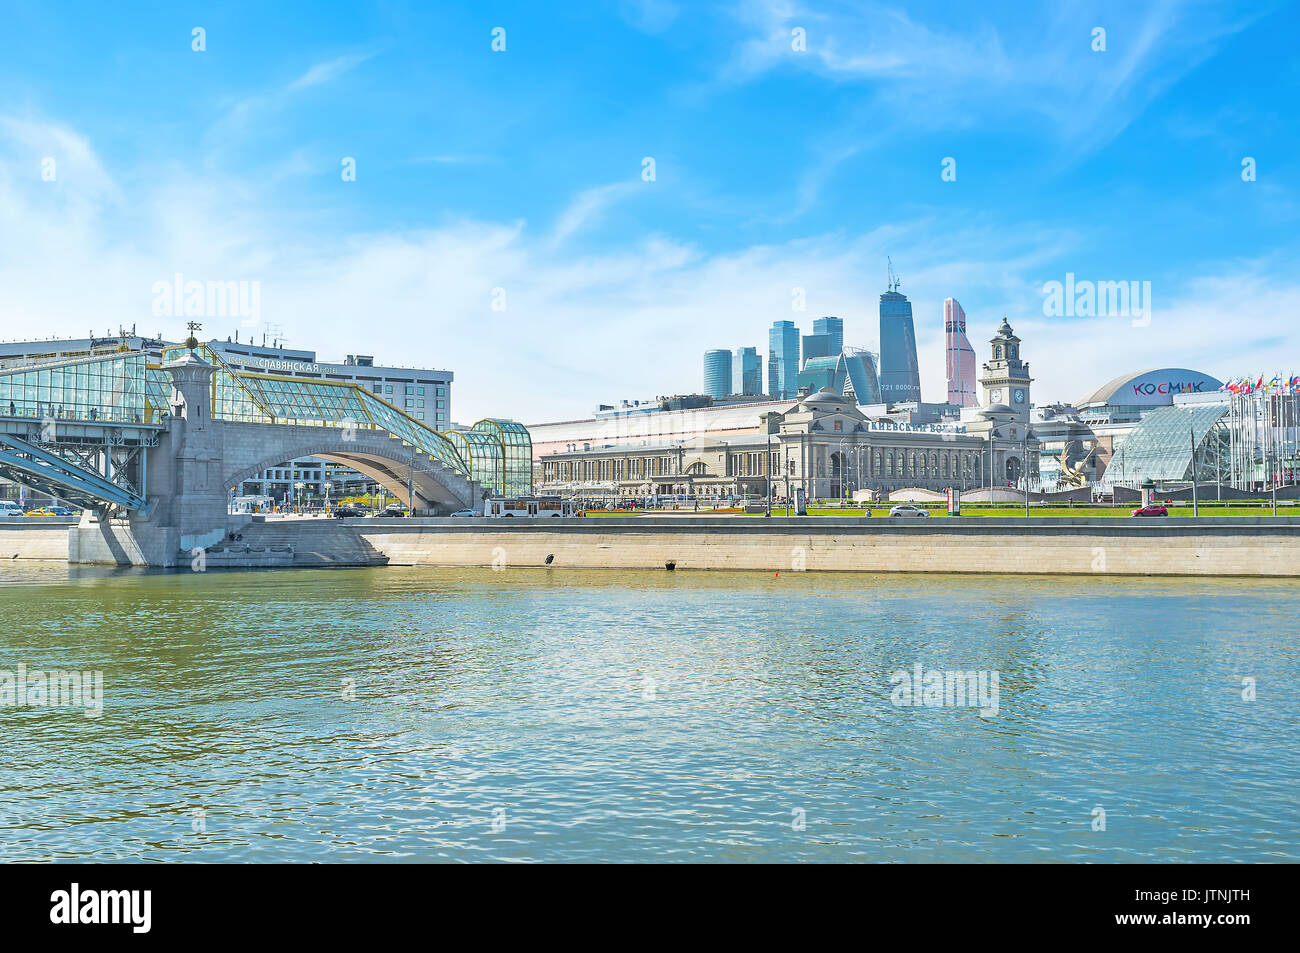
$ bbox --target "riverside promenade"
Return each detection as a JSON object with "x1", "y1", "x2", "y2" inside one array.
[
  {"x1": 356, "y1": 515, "x2": 1300, "y2": 577},
  {"x1": 7, "y1": 514, "x2": 1300, "y2": 576}
]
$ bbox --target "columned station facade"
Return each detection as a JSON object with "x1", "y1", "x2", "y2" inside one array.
[{"x1": 535, "y1": 320, "x2": 1040, "y2": 500}]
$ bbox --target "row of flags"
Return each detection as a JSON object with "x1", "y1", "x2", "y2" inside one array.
[{"x1": 1221, "y1": 374, "x2": 1300, "y2": 396}]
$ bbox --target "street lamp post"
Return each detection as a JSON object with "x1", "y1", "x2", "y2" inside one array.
[
  {"x1": 1271, "y1": 445, "x2": 1278, "y2": 516},
  {"x1": 1023, "y1": 433, "x2": 1030, "y2": 517},
  {"x1": 407, "y1": 452, "x2": 416, "y2": 516},
  {"x1": 987, "y1": 430, "x2": 993, "y2": 504},
  {"x1": 842, "y1": 434, "x2": 852, "y2": 501},
  {"x1": 765, "y1": 434, "x2": 772, "y2": 517},
  {"x1": 324, "y1": 480, "x2": 332, "y2": 515},
  {"x1": 784, "y1": 448, "x2": 792, "y2": 517}
]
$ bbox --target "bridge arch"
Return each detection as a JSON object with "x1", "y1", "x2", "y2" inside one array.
[{"x1": 222, "y1": 430, "x2": 480, "y2": 514}]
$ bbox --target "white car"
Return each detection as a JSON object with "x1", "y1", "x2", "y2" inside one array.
[
  {"x1": 888, "y1": 504, "x2": 931, "y2": 518},
  {"x1": 0, "y1": 501, "x2": 24, "y2": 517},
  {"x1": 449, "y1": 509, "x2": 478, "y2": 517}
]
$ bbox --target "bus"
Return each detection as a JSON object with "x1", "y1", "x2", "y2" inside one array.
[{"x1": 483, "y1": 496, "x2": 579, "y2": 518}]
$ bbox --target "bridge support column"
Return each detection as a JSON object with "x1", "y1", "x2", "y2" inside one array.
[{"x1": 71, "y1": 350, "x2": 228, "y2": 567}]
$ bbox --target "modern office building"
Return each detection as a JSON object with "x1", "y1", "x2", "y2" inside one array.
[
  {"x1": 944, "y1": 298, "x2": 978, "y2": 408},
  {"x1": 795, "y1": 348, "x2": 882, "y2": 404},
  {"x1": 802, "y1": 331, "x2": 833, "y2": 363},
  {"x1": 768, "y1": 321, "x2": 800, "y2": 400},
  {"x1": 842, "y1": 348, "x2": 883, "y2": 404},
  {"x1": 733, "y1": 347, "x2": 762, "y2": 396},
  {"x1": 702, "y1": 349, "x2": 733, "y2": 399},
  {"x1": 879, "y1": 283, "x2": 922, "y2": 404},
  {"x1": 813, "y1": 316, "x2": 844, "y2": 357},
  {"x1": 0, "y1": 331, "x2": 168, "y2": 369}
]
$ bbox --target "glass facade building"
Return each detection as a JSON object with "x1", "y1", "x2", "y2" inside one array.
[
  {"x1": 733, "y1": 347, "x2": 762, "y2": 396},
  {"x1": 944, "y1": 298, "x2": 978, "y2": 408},
  {"x1": 842, "y1": 348, "x2": 882, "y2": 405},
  {"x1": 1103, "y1": 402, "x2": 1230, "y2": 488},
  {"x1": 768, "y1": 321, "x2": 800, "y2": 400},
  {"x1": 793, "y1": 349, "x2": 882, "y2": 405},
  {"x1": 703, "y1": 349, "x2": 733, "y2": 399},
  {"x1": 879, "y1": 290, "x2": 922, "y2": 404},
  {"x1": 801, "y1": 332, "x2": 832, "y2": 363},
  {"x1": 813, "y1": 317, "x2": 843, "y2": 357},
  {"x1": 796, "y1": 356, "x2": 841, "y2": 394}
]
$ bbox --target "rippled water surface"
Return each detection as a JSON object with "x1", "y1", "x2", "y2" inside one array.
[{"x1": 1, "y1": 562, "x2": 1297, "y2": 862}]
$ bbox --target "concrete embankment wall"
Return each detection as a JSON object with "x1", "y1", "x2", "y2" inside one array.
[
  {"x1": 0, "y1": 517, "x2": 76, "y2": 560},
  {"x1": 359, "y1": 516, "x2": 1300, "y2": 577}
]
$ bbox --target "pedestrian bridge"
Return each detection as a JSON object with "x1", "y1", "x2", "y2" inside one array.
[{"x1": 0, "y1": 344, "x2": 530, "y2": 519}]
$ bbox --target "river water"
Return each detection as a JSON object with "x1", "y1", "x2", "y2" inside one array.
[{"x1": 1, "y1": 562, "x2": 1296, "y2": 862}]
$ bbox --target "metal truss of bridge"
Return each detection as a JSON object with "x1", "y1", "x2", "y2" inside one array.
[{"x1": 0, "y1": 345, "x2": 531, "y2": 510}]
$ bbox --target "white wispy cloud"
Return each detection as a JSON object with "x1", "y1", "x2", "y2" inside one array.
[
  {"x1": 208, "y1": 49, "x2": 378, "y2": 145},
  {"x1": 287, "y1": 52, "x2": 375, "y2": 91},
  {"x1": 716, "y1": 0, "x2": 1268, "y2": 157},
  {"x1": 550, "y1": 181, "x2": 643, "y2": 245}
]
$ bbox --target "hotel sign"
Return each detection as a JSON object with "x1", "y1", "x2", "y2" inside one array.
[{"x1": 255, "y1": 357, "x2": 325, "y2": 375}]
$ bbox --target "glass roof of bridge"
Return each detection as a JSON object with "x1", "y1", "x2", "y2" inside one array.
[{"x1": 1, "y1": 347, "x2": 532, "y2": 494}]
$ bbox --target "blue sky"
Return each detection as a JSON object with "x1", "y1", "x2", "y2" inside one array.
[{"x1": 1, "y1": 0, "x2": 1297, "y2": 421}]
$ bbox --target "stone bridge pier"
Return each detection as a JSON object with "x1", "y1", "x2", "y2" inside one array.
[{"x1": 69, "y1": 351, "x2": 481, "y2": 567}]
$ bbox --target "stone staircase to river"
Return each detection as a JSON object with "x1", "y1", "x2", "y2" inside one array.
[{"x1": 209, "y1": 518, "x2": 389, "y2": 568}]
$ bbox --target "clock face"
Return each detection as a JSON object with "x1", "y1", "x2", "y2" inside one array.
[
  {"x1": 1013, "y1": 389, "x2": 1025, "y2": 403},
  {"x1": 990, "y1": 389, "x2": 1002, "y2": 403}
]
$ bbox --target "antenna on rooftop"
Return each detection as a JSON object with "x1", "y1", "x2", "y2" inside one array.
[{"x1": 887, "y1": 257, "x2": 901, "y2": 293}]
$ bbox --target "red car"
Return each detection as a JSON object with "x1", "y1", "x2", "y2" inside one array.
[{"x1": 1131, "y1": 505, "x2": 1169, "y2": 517}]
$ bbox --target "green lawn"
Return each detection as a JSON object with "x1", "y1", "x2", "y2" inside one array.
[{"x1": 584, "y1": 504, "x2": 1296, "y2": 518}]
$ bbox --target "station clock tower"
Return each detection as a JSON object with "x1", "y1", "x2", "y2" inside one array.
[{"x1": 980, "y1": 317, "x2": 1032, "y2": 424}]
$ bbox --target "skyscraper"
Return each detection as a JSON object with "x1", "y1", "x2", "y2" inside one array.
[
  {"x1": 801, "y1": 331, "x2": 832, "y2": 363},
  {"x1": 794, "y1": 348, "x2": 882, "y2": 404},
  {"x1": 703, "y1": 349, "x2": 733, "y2": 399},
  {"x1": 813, "y1": 316, "x2": 843, "y2": 357},
  {"x1": 944, "y1": 297, "x2": 978, "y2": 408},
  {"x1": 878, "y1": 271, "x2": 922, "y2": 404},
  {"x1": 842, "y1": 347, "x2": 882, "y2": 404},
  {"x1": 768, "y1": 320, "x2": 800, "y2": 399},
  {"x1": 733, "y1": 346, "x2": 762, "y2": 396}
]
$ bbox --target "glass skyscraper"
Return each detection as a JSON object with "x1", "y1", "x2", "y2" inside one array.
[
  {"x1": 768, "y1": 321, "x2": 800, "y2": 399},
  {"x1": 733, "y1": 346, "x2": 762, "y2": 396},
  {"x1": 944, "y1": 297, "x2": 978, "y2": 407},
  {"x1": 813, "y1": 316, "x2": 843, "y2": 357},
  {"x1": 801, "y1": 332, "x2": 832, "y2": 363},
  {"x1": 703, "y1": 349, "x2": 733, "y2": 399},
  {"x1": 879, "y1": 288, "x2": 921, "y2": 404}
]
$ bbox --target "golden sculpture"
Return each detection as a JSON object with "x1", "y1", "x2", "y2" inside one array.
[{"x1": 1056, "y1": 439, "x2": 1096, "y2": 488}]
